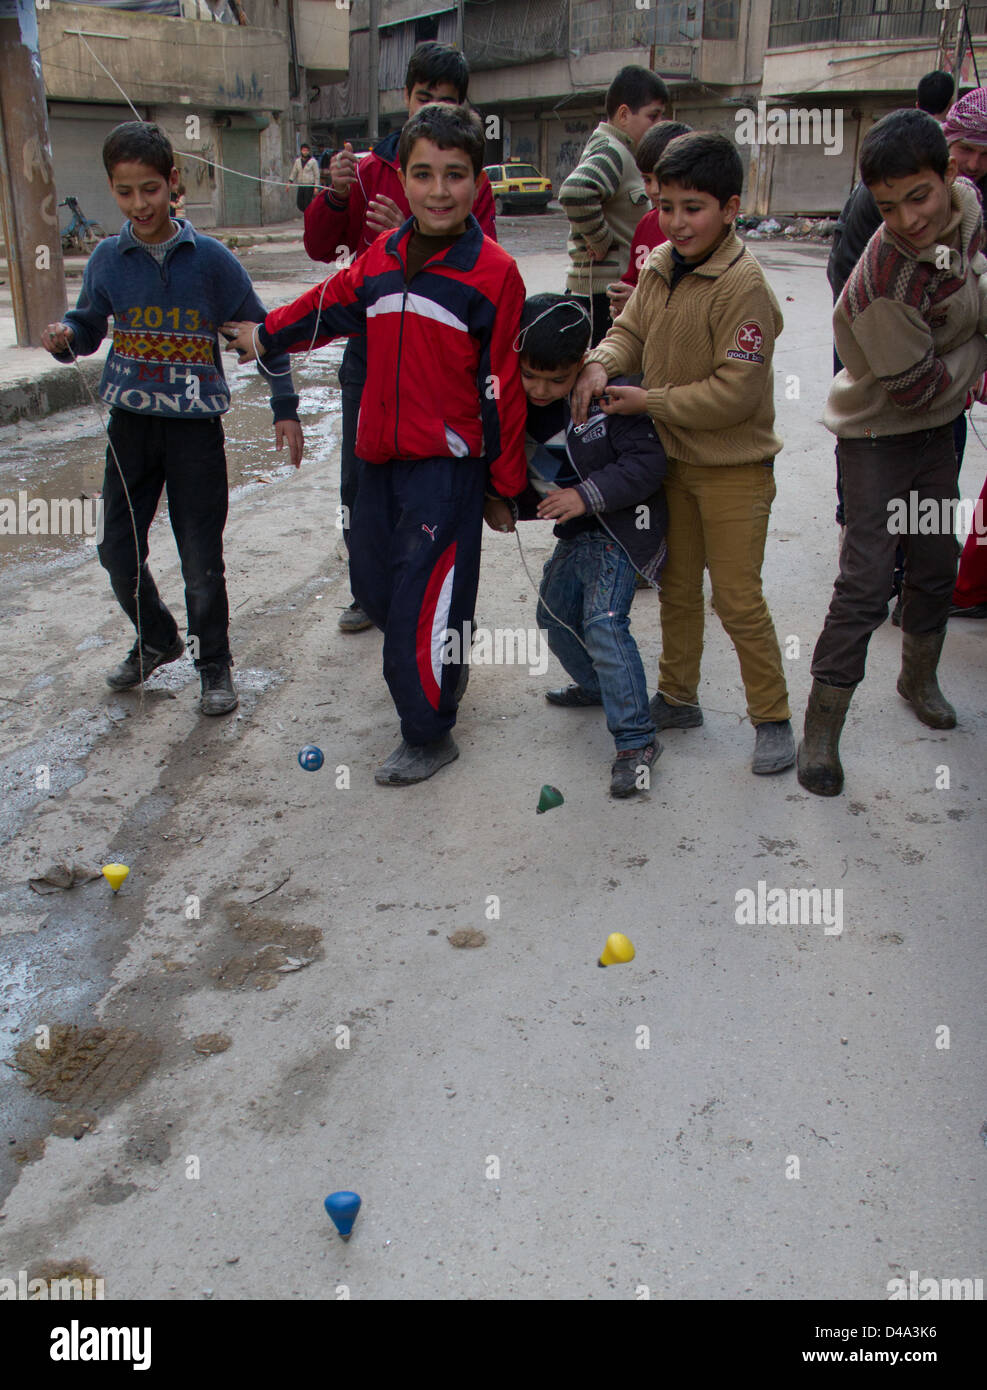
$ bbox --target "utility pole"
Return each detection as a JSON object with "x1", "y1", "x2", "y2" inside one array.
[
  {"x1": 0, "y1": 0, "x2": 67, "y2": 347},
  {"x1": 367, "y1": 0, "x2": 379, "y2": 143},
  {"x1": 456, "y1": 0, "x2": 464, "y2": 51}
]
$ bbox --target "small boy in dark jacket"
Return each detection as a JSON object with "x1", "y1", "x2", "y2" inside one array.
[{"x1": 485, "y1": 294, "x2": 668, "y2": 797}]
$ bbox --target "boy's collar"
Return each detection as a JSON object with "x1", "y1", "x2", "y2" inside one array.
[
  {"x1": 598, "y1": 120, "x2": 636, "y2": 152},
  {"x1": 386, "y1": 212, "x2": 483, "y2": 269},
  {"x1": 652, "y1": 224, "x2": 744, "y2": 283},
  {"x1": 117, "y1": 216, "x2": 195, "y2": 255}
]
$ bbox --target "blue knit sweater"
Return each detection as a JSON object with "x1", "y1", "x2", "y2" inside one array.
[{"x1": 55, "y1": 219, "x2": 299, "y2": 422}]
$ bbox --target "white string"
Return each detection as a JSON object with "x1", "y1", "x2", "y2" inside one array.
[
  {"x1": 513, "y1": 298, "x2": 590, "y2": 354},
  {"x1": 512, "y1": 528, "x2": 591, "y2": 655},
  {"x1": 245, "y1": 269, "x2": 339, "y2": 376}
]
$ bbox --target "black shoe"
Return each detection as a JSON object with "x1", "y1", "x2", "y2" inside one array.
[
  {"x1": 610, "y1": 742, "x2": 660, "y2": 798},
  {"x1": 949, "y1": 601, "x2": 987, "y2": 618},
  {"x1": 752, "y1": 719, "x2": 796, "y2": 775},
  {"x1": 338, "y1": 601, "x2": 373, "y2": 633},
  {"x1": 106, "y1": 635, "x2": 185, "y2": 690},
  {"x1": 545, "y1": 684, "x2": 602, "y2": 707},
  {"x1": 375, "y1": 734, "x2": 459, "y2": 786},
  {"x1": 648, "y1": 691, "x2": 703, "y2": 729},
  {"x1": 200, "y1": 662, "x2": 238, "y2": 716}
]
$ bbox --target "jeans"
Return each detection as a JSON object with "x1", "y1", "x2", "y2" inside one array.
[
  {"x1": 97, "y1": 410, "x2": 230, "y2": 666},
  {"x1": 811, "y1": 424, "x2": 959, "y2": 687},
  {"x1": 537, "y1": 530, "x2": 655, "y2": 750}
]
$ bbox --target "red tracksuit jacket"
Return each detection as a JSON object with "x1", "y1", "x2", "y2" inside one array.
[
  {"x1": 259, "y1": 215, "x2": 526, "y2": 498},
  {"x1": 304, "y1": 129, "x2": 497, "y2": 263}
]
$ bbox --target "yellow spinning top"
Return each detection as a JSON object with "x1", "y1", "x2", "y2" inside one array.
[
  {"x1": 102, "y1": 863, "x2": 130, "y2": 893},
  {"x1": 598, "y1": 932, "x2": 635, "y2": 967}
]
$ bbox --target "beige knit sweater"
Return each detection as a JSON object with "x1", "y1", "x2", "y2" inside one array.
[{"x1": 586, "y1": 227, "x2": 784, "y2": 465}]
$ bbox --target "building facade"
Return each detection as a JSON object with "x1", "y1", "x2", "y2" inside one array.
[{"x1": 39, "y1": 0, "x2": 347, "y2": 229}]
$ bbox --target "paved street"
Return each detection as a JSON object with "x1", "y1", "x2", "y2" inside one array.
[{"x1": 0, "y1": 212, "x2": 983, "y2": 1300}]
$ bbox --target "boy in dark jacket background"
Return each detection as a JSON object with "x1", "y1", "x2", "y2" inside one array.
[{"x1": 485, "y1": 294, "x2": 667, "y2": 797}]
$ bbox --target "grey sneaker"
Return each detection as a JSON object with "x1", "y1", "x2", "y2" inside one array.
[
  {"x1": 338, "y1": 601, "x2": 373, "y2": 633},
  {"x1": 610, "y1": 742, "x2": 660, "y2": 798},
  {"x1": 375, "y1": 734, "x2": 459, "y2": 786},
  {"x1": 106, "y1": 635, "x2": 185, "y2": 690},
  {"x1": 648, "y1": 691, "x2": 703, "y2": 729},
  {"x1": 752, "y1": 719, "x2": 795, "y2": 775},
  {"x1": 200, "y1": 662, "x2": 238, "y2": 716}
]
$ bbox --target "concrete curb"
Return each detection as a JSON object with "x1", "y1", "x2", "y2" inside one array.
[{"x1": 0, "y1": 360, "x2": 104, "y2": 428}]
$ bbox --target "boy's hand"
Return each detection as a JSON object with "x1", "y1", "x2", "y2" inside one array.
[
  {"x1": 330, "y1": 142, "x2": 358, "y2": 198},
  {"x1": 483, "y1": 496, "x2": 515, "y2": 533},
  {"x1": 366, "y1": 195, "x2": 404, "y2": 235},
  {"x1": 586, "y1": 240, "x2": 610, "y2": 263},
  {"x1": 599, "y1": 384, "x2": 648, "y2": 415},
  {"x1": 571, "y1": 361, "x2": 608, "y2": 424},
  {"x1": 607, "y1": 281, "x2": 633, "y2": 318},
  {"x1": 220, "y1": 321, "x2": 263, "y2": 362},
  {"x1": 42, "y1": 322, "x2": 74, "y2": 354},
  {"x1": 537, "y1": 488, "x2": 587, "y2": 523},
  {"x1": 275, "y1": 420, "x2": 304, "y2": 468}
]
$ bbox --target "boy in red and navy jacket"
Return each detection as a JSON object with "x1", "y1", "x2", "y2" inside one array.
[
  {"x1": 305, "y1": 41, "x2": 496, "y2": 634},
  {"x1": 224, "y1": 105, "x2": 526, "y2": 785}
]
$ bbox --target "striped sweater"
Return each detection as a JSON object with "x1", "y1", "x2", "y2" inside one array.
[
  {"x1": 560, "y1": 122, "x2": 649, "y2": 296},
  {"x1": 825, "y1": 176, "x2": 987, "y2": 438}
]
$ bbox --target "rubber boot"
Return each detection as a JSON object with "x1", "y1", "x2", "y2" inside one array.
[
  {"x1": 796, "y1": 679, "x2": 855, "y2": 797},
  {"x1": 896, "y1": 629, "x2": 956, "y2": 729}
]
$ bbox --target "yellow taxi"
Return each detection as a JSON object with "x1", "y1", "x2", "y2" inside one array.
[{"x1": 484, "y1": 159, "x2": 553, "y2": 214}]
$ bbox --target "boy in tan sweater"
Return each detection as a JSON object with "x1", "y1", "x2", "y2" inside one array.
[
  {"x1": 798, "y1": 109, "x2": 987, "y2": 796},
  {"x1": 572, "y1": 131, "x2": 794, "y2": 776}
]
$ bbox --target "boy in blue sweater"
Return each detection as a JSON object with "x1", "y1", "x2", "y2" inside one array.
[
  {"x1": 485, "y1": 294, "x2": 668, "y2": 797},
  {"x1": 42, "y1": 122, "x2": 302, "y2": 715}
]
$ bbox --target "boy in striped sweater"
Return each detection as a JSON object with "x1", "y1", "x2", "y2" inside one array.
[
  {"x1": 559, "y1": 66, "x2": 667, "y2": 346},
  {"x1": 798, "y1": 110, "x2": 987, "y2": 796}
]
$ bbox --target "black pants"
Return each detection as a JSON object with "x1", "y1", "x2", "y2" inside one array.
[
  {"x1": 296, "y1": 186, "x2": 316, "y2": 213},
  {"x1": 812, "y1": 424, "x2": 959, "y2": 687},
  {"x1": 97, "y1": 410, "x2": 230, "y2": 667}
]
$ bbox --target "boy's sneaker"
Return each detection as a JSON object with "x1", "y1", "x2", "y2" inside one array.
[
  {"x1": 338, "y1": 602, "x2": 373, "y2": 633},
  {"x1": 648, "y1": 691, "x2": 703, "y2": 729},
  {"x1": 949, "y1": 601, "x2": 987, "y2": 618},
  {"x1": 752, "y1": 719, "x2": 795, "y2": 775},
  {"x1": 546, "y1": 684, "x2": 602, "y2": 707},
  {"x1": 106, "y1": 635, "x2": 185, "y2": 690},
  {"x1": 200, "y1": 662, "x2": 238, "y2": 716},
  {"x1": 375, "y1": 733, "x2": 459, "y2": 786},
  {"x1": 610, "y1": 742, "x2": 660, "y2": 798}
]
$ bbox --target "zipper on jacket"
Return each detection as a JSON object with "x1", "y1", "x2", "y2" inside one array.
[{"x1": 394, "y1": 285, "x2": 408, "y2": 454}]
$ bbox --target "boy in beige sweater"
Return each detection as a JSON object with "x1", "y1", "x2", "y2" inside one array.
[
  {"x1": 572, "y1": 131, "x2": 794, "y2": 776},
  {"x1": 798, "y1": 109, "x2": 987, "y2": 796}
]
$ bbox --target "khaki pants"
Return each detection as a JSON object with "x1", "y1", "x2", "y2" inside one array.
[{"x1": 658, "y1": 458, "x2": 790, "y2": 724}]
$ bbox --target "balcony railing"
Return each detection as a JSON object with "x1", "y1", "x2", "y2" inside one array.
[{"x1": 769, "y1": 0, "x2": 987, "y2": 49}]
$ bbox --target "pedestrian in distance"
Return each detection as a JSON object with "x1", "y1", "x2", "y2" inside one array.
[
  {"x1": 606, "y1": 119, "x2": 692, "y2": 322},
  {"x1": 287, "y1": 143, "x2": 320, "y2": 213}
]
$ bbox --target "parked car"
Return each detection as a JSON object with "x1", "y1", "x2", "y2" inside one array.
[{"x1": 484, "y1": 159, "x2": 552, "y2": 214}]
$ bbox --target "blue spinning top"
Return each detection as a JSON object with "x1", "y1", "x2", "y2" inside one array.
[
  {"x1": 324, "y1": 1190, "x2": 361, "y2": 1240},
  {"x1": 298, "y1": 744, "x2": 324, "y2": 772}
]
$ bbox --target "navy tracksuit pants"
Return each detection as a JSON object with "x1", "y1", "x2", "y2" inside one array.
[{"x1": 349, "y1": 455, "x2": 486, "y2": 746}]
